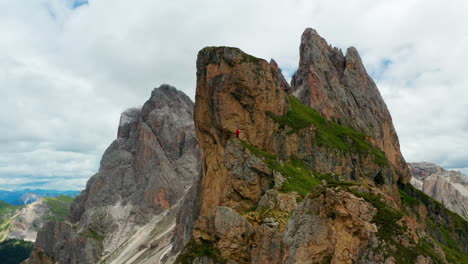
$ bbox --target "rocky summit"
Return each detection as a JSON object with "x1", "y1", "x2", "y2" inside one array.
[
  {"x1": 26, "y1": 85, "x2": 201, "y2": 264},
  {"x1": 291, "y1": 29, "x2": 410, "y2": 186},
  {"x1": 176, "y1": 29, "x2": 467, "y2": 264},
  {"x1": 25, "y1": 29, "x2": 467, "y2": 264}
]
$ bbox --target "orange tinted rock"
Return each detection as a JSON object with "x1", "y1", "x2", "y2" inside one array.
[{"x1": 291, "y1": 28, "x2": 411, "y2": 185}]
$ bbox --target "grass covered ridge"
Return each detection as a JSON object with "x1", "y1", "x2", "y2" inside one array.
[
  {"x1": 44, "y1": 195, "x2": 74, "y2": 221},
  {"x1": 266, "y1": 96, "x2": 388, "y2": 166},
  {"x1": 399, "y1": 184, "x2": 467, "y2": 263},
  {"x1": 0, "y1": 202, "x2": 22, "y2": 241},
  {"x1": 350, "y1": 189, "x2": 446, "y2": 263},
  {"x1": 0, "y1": 202, "x2": 21, "y2": 223},
  {"x1": 239, "y1": 140, "x2": 356, "y2": 198},
  {"x1": 239, "y1": 140, "x2": 319, "y2": 197}
]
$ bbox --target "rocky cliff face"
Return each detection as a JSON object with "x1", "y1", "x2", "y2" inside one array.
[
  {"x1": 291, "y1": 28, "x2": 410, "y2": 185},
  {"x1": 409, "y1": 162, "x2": 468, "y2": 220},
  {"x1": 26, "y1": 85, "x2": 201, "y2": 264},
  {"x1": 176, "y1": 29, "x2": 467, "y2": 264},
  {"x1": 24, "y1": 29, "x2": 467, "y2": 264}
]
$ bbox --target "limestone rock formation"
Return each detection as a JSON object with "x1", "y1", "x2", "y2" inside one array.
[
  {"x1": 26, "y1": 84, "x2": 201, "y2": 264},
  {"x1": 24, "y1": 28, "x2": 468, "y2": 264},
  {"x1": 176, "y1": 29, "x2": 467, "y2": 264},
  {"x1": 409, "y1": 162, "x2": 468, "y2": 219},
  {"x1": 291, "y1": 28, "x2": 410, "y2": 185}
]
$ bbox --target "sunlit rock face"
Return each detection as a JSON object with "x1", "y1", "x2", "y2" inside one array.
[{"x1": 174, "y1": 29, "x2": 460, "y2": 264}]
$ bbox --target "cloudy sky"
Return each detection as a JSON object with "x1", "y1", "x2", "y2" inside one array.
[{"x1": 1, "y1": 0, "x2": 467, "y2": 190}]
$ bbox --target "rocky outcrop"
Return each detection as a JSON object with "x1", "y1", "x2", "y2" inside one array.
[
  {"x1": 24, "y1": 28, "x2": 467, "y2": 264},
  {"x1": 27, "y1": 85, "x2": 201, "y2": 264},
  {"x1": 1, "y1": 200, "x2": 52, "y2": 242},
  {"x1": 192, "y1": 45, "x2": 400, "y2": 219},
  {"x1": 291, "y1": 28, "x2": 410, "y2": 185},
  {"x1": 176, "y1": 29, "x2": 464, "y2": 264},
  {"x1": 409, "y1": 162, "x2": 468, "y2": 219},
  {"x1": 282, "y1": 187, "x2": 379, "y2": 264},
  {"x1": 193, "y1": 47, "x2": 289, "y2": 216},
  {"x1": 0, "y1": 196, "x2": 74, "y2": 242},
  {"x1": 32, "y1": 221, "x2": 102, "y2": 264}
]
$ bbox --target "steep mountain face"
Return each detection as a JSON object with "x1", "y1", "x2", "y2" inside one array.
[
  {"x1": 23, "y1": 29, "x2": 467, "y2": 264},
  {"x1": 176, "y1": 29, "x2": 467, "y2": 264},
  {"x1": 291, "y1": 28, "x2": 410, "y2": 185},
  {"x1": 26, "y1": 85, "x2": 201, "y2": 264},
  {"x1": 0, "y1": 196, "x2": 74, "y2": 242},
  {"x1": 409, "y1": 162, "x2": 468, "y2": 219}
]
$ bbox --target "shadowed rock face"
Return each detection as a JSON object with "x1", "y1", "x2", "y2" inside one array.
[
  {"x1": 409, "y1": 162, "x2": 468, "y2": 219},
  {"x1": 291, "y1": 28, "x2": 410, "y2": 185},
  {"x1": 27, "y1": 84, "x2": 201, "y2": 264}
]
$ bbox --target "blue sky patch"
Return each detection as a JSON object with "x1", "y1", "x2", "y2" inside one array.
[
  {"x1": 72, "y1": 0, "x2": 88, "y2": 9},
  {"x1": 67, "y1": 0, "x2": 88, "y2": 9},
  {"x1": 370, "y1": 58, "x2": 393, "y2": 81}
]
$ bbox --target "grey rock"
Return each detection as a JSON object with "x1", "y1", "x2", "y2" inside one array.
[
  {"x1": 33, "y1": 221, "x2": 102, "y2": 264},
  {"x1": 29, "y1": 84, "x2": 201, "y2": 263},
  {"x1": 257, "y1": 190, "x2": 296, "y2": 213},
  {"x1": 291, "y1": 28, "x2": 411, "y2": 185}
]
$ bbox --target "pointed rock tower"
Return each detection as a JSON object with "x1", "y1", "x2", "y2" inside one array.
[
  {"x1": 176, "y1": 29, "x2": 466, "y2": 264},
  {"x1": 291, "y1": 29, "x2": 410, "y2": 185}
]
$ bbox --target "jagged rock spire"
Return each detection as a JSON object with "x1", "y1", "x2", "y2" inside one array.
[{"x1": 291, "y1": 28, "x2": 411, "y2": 184}]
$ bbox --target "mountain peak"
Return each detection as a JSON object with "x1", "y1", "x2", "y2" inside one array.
[
  {"x1": 292, "y1": 28, "x2": 410, "y2": 184},
  {"x1": 28, "y1": 84, "x2": 201, "y2": 264}
]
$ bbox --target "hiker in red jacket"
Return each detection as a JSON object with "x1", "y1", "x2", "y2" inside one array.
[{"x1": 235, "y1": 129, "x2": 240, "y2": 138}]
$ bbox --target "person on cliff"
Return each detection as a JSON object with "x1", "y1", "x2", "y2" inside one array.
[{"x1": 235, "y1": 129, "x2": 240, "y2": 139}]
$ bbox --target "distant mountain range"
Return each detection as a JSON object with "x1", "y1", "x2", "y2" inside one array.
[
  {"x1": 0, "y1": 189, "x2": 80, "y2": 206},
  {"x1": 0, "y1": 195, "x2": 75, "y2": 264},
  {"x1": 409, "y1": 162, "x2": 468, "y2": 219},
  {"x1": 0, "y1": 195, "x2": 75, "y2": 242}
]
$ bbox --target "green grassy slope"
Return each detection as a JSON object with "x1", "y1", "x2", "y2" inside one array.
[
  {"x1": 43, "y1": 195, "x2": 74, "y2": 221},
  {"x1": 0, "y1": 201, "x2": 21, "y2": 222},
  {"x1": 267, "y1": 96, "x2": 388, "y2": 166}
]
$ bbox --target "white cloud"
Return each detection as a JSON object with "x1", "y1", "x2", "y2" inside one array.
[{"x1": 0, "y1": 0, "x2": 467, "y2": 190}]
